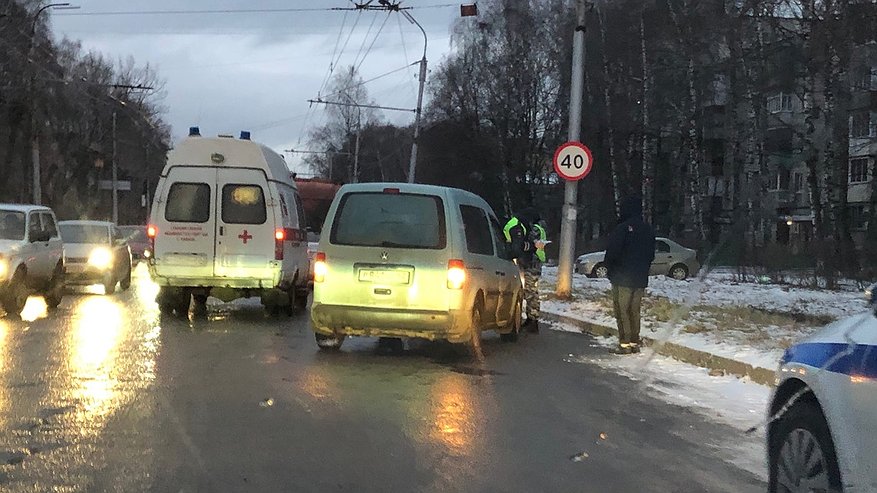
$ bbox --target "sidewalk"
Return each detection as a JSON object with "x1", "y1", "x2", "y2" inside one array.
[{"x1": 539, "y1": 267, "x2": 868, "y2": 386}]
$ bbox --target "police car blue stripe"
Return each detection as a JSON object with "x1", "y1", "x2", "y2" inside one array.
[{"x1": 782, "y1": 342, "x2": 877, "y2": 378}]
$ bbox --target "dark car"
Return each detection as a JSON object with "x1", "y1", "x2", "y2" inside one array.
[{"x1": 118, "y1": 225, "x2": 149, "y2": 265}]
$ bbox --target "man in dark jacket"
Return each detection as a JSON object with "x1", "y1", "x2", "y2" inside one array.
[
  {"x1": 504, "y1": 208, "x2": 542, "y2": 332},
  {"x1": 603, "y1": 196, "x2": 655, "y2": 354}
]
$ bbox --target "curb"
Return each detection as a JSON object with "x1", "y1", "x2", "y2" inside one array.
[{"x1": 541, "y1": 311, "x2": 777, "y2": 387}]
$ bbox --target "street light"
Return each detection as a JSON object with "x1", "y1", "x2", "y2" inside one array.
[
  {"x1": 107, "y1": 93, "x2": 155, "y2": 224},
  {"x1": 28, "y1": 2, "x2": 80, "y2": 204}
]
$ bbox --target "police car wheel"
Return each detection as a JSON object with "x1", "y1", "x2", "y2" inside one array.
[{"x1": 768, "y1": 398, "x2": 842, "y2": 493}]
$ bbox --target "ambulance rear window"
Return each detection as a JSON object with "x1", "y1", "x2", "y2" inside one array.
[
  {"x1": 222, "y1": 184, "x2": 267, "y2": 224},
  {"x1": 166, "y1": 183, "x2": 211, "y2": 223}
]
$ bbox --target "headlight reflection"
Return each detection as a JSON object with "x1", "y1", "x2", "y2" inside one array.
[{"x1": 70, "y1": 296, "x2": 123, "y2": 423}]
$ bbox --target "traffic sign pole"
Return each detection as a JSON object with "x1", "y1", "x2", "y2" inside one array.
[{"x1": 556, "y1": 0, "x2": 587, "y2": 299}]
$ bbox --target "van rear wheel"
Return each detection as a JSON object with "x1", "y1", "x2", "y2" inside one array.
[{"x1": 315, "y1": 333, "x2": 344, "y2": 351}]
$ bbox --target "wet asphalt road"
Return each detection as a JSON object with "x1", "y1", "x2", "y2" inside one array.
[{"x1": 0, "y1": 268, "x2": 766, "y2": 492}]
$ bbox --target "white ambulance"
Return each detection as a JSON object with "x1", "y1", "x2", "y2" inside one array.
[{"x1": 147, "y1": 128, "x2": 309, "y2": 316}]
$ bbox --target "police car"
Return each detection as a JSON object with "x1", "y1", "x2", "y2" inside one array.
[{"x1": 768, "y1": 311, "x2": 877, "y2": 493}]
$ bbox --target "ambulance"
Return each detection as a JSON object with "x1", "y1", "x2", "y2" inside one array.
[{"x1": 147, "y1": 128, "x2": 309, "y2": 315}]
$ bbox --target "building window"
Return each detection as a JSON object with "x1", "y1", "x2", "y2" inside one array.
[
  {"x1": 849, "y1": 157, "x2": 869, "y2": 184},
  {"x1": 850, "y1": 204, "x2": 868, "y2": 231},
  {"x1": 767, "y1": 93, "x2": 793, "y2": 113},
  {"x1": 850, "y1": 112, "x2": 875, "y2": 138},
  {"x1": 793, "y1": 172, "x2": 805, "y2": 192},
  {"x1": 852, "y1": 66, "x2": 876, "y2": 91},
  {"x1": 770, "y1": 168, "x2": 791, "y2": 191}
]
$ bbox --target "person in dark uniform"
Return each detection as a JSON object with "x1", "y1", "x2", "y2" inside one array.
[
  {"x1": 603, "y1": 196, "x2": 655, "y2": 354},
  {"x1": 504, "y1": 208, "x2": 543, "y2": 332}
]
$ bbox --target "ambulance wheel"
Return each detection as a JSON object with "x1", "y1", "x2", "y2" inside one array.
[{"x1": 174, "y1": 290, "x2": 191, "y2": 316}]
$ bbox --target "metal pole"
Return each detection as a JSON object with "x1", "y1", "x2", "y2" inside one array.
[
  {"x1": 556, "y1": 0, "x2": 587, "y2": 298},
  {"x1": 112, "y1": 110, "x2": 118, "y2": 224},
  {"x1": 403, "y1": 10, "x2": 427, "y2": 184},
  {"x1": 353, "y1": 124, "x2": 361, "y2": 184},
  {"x1": 28, "y1": 3, "x2": 73, "y2": 204}
]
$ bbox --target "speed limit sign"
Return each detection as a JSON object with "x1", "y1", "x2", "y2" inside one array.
[{"x1": 553, "y1": 141, "x2": 593, "y2": 181}]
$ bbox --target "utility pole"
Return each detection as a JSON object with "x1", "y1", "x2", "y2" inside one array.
[
  {"x1": 27, "y1": 3, "x2": 79, "y2": 204},
  {"x1": 318, "y1": 0, "x2": 428, "y2": 183},
  {"x1": 402, "y1": 8, "x2": 427, "y2": 184},
  {"x1": 112, "y1": 110, "x2": 119, "y2": 224},
  {"x1": 556, "y1": 0, "x2": 588, "y2": 298}
]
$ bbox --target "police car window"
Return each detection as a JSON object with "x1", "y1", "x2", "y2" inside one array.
[
  {"x1": 331, "y1": 192, "x2": 446, "y2": 249},
  {"x1": 460, "y1": 205, "x2": 494, "y2": 256},
  {"x1": 656, "y1": 241, "x2": 671, "y2": 253},
  {"x1": 166, "y1": 183, "x2": 211, "y2": 223},
  {"x1": 222, "y1": 184, "x2": 267, "y2": 224}
]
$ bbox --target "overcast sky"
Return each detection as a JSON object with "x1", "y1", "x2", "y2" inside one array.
[{"x1": 50, "y1": 0, "x2": 462, "y2": 174}]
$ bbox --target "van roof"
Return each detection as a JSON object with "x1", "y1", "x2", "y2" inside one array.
[
  {"x1": 337, "y1": 182, "x2": 483, "y2": 200},
  {"x1": 0, "y1": 204, "x2": 54, "y2": 213},
  {"x1": 166, "y1": 136, "x2": 294, "y2": 184},
  {"x1": 337, "y1": 183, "x2": 495, "y2": 213}
]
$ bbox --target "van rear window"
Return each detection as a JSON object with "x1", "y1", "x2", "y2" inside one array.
[
  {"x1": 222, "y1": 184, "x2": 266, "y2": 224},
  {"x1": 166, "y1": 183, "x2": 211, "y2": 223},
  {"x1": 330, "y1": 192, "x2": 446, "y2": 249}
]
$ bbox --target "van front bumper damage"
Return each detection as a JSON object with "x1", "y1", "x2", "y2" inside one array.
[{"x1": 311, "y1": 303, "x2": 473, "y2": 344}]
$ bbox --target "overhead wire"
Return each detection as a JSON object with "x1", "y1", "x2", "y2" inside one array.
[
  {"x1": 53, "y1": 4, "x2": 459, "y2": 16},
  {"x1": 351, "y1": 11, "x2": 380, "y2": 73},
  {"x1": 354, "y1": 11, "x2": 392, "y2": 74},
  {"x1": 396, "y1": 12, "x2": 417, "y2": 97}
]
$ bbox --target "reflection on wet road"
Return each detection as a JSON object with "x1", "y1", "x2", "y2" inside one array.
[{"x1": 0, "y1": 266, "x2": 765, "y2": 492}]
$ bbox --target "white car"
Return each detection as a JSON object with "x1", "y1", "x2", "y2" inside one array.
[
  {"x1": 768, "y1": 312, "x2": 877, "y2": 493},
  {"x1": 575, "y1": 237, "x2": 700, "y2": 280},
  {"x1": 59, "y1": 221, "x2": 133, "y2": 295},
  {"x1": 0, "y1": 204, "x2": 65, "y2": 316}
]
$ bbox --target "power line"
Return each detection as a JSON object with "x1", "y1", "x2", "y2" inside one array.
[
  {"x1": 53, "y1": 4, "x2": 458, "y2": 16},
  {"x1": 318, "y1": 63, "x2": 416, "y2": 101},
  {"x1": 355, "y1": 12, "x2": 393, "y2": 74}
]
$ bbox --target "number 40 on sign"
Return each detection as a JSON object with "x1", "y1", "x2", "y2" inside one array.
[{"x1": 552, "y1": 141, "x2": 594, "y2": 181}]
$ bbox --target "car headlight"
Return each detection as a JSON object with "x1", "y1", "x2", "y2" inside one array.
[
  {"x1": 88, "y1": 247, "x2": 113, "y2": 269},
  {"x1": 0, "y1": 258, "x2": 7, "y2": 280}
]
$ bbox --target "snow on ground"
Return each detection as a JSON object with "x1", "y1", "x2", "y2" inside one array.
[
  {"x1": 541, "y1": 266, "x2": 868, "y2": 369},
  {"x1": 558, "y1": 324, "x2": 769, "y2": 479},
  {"x1": 544, "y1": 267, "x2": 866, "y2": 320}
]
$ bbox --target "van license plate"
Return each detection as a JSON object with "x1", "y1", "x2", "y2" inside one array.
[{"x1": 358, "y1": 269, "x2": 410, "y2": 284}]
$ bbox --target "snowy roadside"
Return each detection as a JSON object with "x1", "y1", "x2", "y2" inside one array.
[
  {"x1": 540, "y1": 267, "x2": 868, "y2": 371},
  {"x1": 557, "y1": 324, "x2": 769, "y2": 479}
]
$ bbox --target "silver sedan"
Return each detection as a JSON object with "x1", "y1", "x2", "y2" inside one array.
[{"x1": 575, "y1": 237, "x2": 700, "y2": 280}]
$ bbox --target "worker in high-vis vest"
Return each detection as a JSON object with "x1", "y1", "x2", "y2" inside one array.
[{"x1": 504, "y1": 208, "x2": 545, "y2": 333}]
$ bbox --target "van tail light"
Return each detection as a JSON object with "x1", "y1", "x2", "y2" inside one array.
[
  {"x1": 314, "y1": 252, "x2": 327, "y2": 283},
  {"x1": 275, "y1": 228, "x2": 285, "y2": 260},
  {"x1": 447, "y1": 259, "x2": 466, "y2": 289}
]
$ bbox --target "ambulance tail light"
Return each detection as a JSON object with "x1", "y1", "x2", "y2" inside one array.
[
  {"x1": 146, "y1": 224, "x2": 157, "y2": 253},
  {"x1": 314, "y1": 252, "x2": 327, "y2": 283},
  {"x1": 275, "y1": 228, "x2": 285, "y2": 260},
  {"x1": 447, "y1": 259, "x2": 466, "y2": 289}
]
